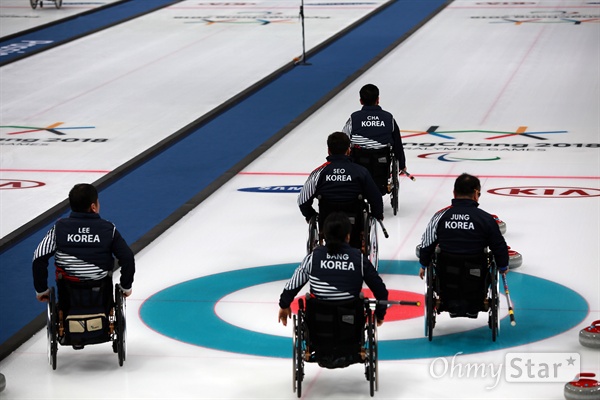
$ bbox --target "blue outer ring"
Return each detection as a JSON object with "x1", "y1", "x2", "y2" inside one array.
[{"x1": 139, "y1": 260, "x2": 588, "y2": 359}]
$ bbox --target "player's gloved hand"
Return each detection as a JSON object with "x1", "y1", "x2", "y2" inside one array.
[
  {"x1": 499, "y1": 265, "x2": 509, "y2": 274},
  {"x1": 36, "y1": 289, "x2": 50, "y2": 302},
  {"x1": 121, "y1": 286, "x2": 133, "y2": 297}
]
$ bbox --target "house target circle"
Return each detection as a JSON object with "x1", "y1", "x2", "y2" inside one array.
[{"x1": 140, "y1": 260, "x2": 588, "y2": 360}]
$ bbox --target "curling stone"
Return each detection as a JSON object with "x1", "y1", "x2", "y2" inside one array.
[
  {"x1": 0, "y1": 373, "x2": 5, "y2": 393},
  {"x1": 491, "y1": 214, "x2": 507, "y2": 235},
  {"x1": 508, "y1": 246, "x2": 522, "y2": 269},
  {"x1": 564, "y1": 373, "x2": 600, "y2": 400},
  {"x1": 579, "y1": 321, "x2": 600, "y2": 349}
]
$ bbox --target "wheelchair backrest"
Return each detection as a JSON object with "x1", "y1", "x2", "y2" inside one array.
[
  {"x1": 59, "y1": 278, "x2": 112, "y2": 315},
  {"x1": 350, "y1": 146, "x2": 394, "y2": 194},
  {"x1": 434, "y1": 252, "x2": 490, "y2": 300},
  {"x1": 317, "y1": 198, "x2": 367, "y2": 249},
  {"x1": 305, "y1": 296, "x2": 366, "y2": 354},
  {"x1": 351, "y1": 146, "x2": 392, "y2": 166},
  {"x1": 317, "y1": 197, "x2": 366, "y2": 229}
]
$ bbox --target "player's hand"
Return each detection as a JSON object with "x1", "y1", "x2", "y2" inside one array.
[
  {"x1": 36, "y1": 289, "x2": 50, "y2": 302},
  {"x1": 278, "y1": 308, "x2": 292, "y2": 326}
]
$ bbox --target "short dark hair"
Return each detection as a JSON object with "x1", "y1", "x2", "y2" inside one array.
[
  {"x1": 359, "y1": 84, "x2": 379, "y2": 106},
  {"x1": 327, "y1": 131, "x2": 350, "y2": 155},
  {"x1": 454, "y1": 173, "x2": 481, "y2": 197},
  {"x1": 69, "y1": 183, "x2": 98, "y2": 212},
  {"x1": 323, "y1": 212, "x2": 352, "y2": 254}
]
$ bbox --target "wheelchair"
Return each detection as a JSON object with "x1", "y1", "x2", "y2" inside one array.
[
  {"x1": 30, "y1": 0, "x2": 62, "y2": 9},
  {"x1": 292, "y1": 295, "x2": 379, "y2": 397},
  {"x1": 306, "y1": 196, "x2": 386, "y2": 269},
  {"x1": 46, "y1": 276, "x2": 126, "y2": 370},
  {"x1": 292, "y1": 294, "x2": 420, "y2": 397},
  {"x1": 424, "y1": 248, "x2": 500, "y2": 341},
  {"x1": 351, "y1": 145, "x2": 399, "y2": 215}
]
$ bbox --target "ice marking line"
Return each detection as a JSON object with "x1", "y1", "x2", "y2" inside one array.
[
  {"x1": 238, "y1": 171, "x2": 309, "y2": 176},
  {"x1": 0, "y1": 169, "x2": 110, "y2": 173},
  {"x1": 25, "y1": 29, "x2": 226, "y2": 120},
  {"x1": 391, "y1": 164, "x2": 459, "y2": 260},
  {"x1": 480, "y1": 27, "x2": 546, "y2": 125},
  {"x1": 238, "y1": 172, "x2": 600, "y2": 180}
]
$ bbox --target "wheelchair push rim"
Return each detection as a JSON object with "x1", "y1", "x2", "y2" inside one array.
[
  {"x1": 306, "y1": 214, "x2": 319, "y2": 254},
  {"x1": 489, "y1": 265, "x2": 500, "y2": 342},
  {"x1": 364, "y1": 215, "x2": 379, "y2": 270},
  {"x1": 424, "y1": 265, "x2": 436, "y2": 341},
  {"x1": 292, "y1": 298, "x2": 305, "y2": 398},
  {"x1": 366, "y1": 309, "x2": 379, "y2": 397},
  {"x1": 390, "y1": 158, "x2": 399, "y2": 216},
  {"x1": 114, "y1": 284, "x2": 127, "y2": 366},
  {"x1": 47, "y1": 287, "x2": 58, "y2": 370}
]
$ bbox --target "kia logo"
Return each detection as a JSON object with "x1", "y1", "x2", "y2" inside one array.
[
  {"x1": 488, "y1": 186, "x2": 600, "y2": 198},
  {"x1": 0, "y1": 179, "x2": 45, "y2": 189}
]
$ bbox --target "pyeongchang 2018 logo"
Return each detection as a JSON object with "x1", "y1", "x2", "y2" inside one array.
[
  {"x1": 402, "y1": 125, "x2": 566, "y2": 141},
  {"x1": 0, "y1": 122, "x2": 107, "y2": 145},
  {"x1": 489, "y1": 186, "x2": 600, "y2": 198},
  {"x1": 400, "y1": 125, "x2": 600, "y2": 162}
]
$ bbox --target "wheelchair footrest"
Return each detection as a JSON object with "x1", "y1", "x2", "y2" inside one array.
[{"x1": 316, "y1": 353, "x2": 362, "y2": 369}]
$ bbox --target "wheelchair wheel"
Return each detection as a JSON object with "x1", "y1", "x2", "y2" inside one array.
[
  {"x1": 365, "y1": 308, "x2": 378, "y2": 397},
  {"x1": 425, "y1": 266, "x2": 436, "y2": 341},
  {"x1": 292, "y1": 299, "x2": 305, "y2": 398},
  {"x1": 46, "y1": 287, "x2": 58, "y2": 370},
  {"x1": 390, "y1": 159, "x2": 399, "y2": 216},
  {"x1": 364, "y1": 215, "x2": 379, "y2": 270},
  {"x1": 114, "y1": 285, "x2": 127, "y2": 366},
  {"x1": 54, "y1": 0, "x2": 62, "y2": 8},
  {"x1": 489, "y1": 266, "x2": 499, "y2": 342},
  {"x1": 306, "y1": 215, "x2": 319, "y2": 253}
]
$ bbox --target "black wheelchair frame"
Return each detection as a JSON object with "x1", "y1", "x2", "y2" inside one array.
[
  {"x1": 30, "y1": 0, "x2": 62, "y2": 9},
  {"x1": 292, "y1": 296, "x2": 378, "y2": 397},
  {"x1": 351, "y1": 145, "x2": 399, "y2": 216},
  {"x1": 424, "y1": 249, "x2": 500, "y2": 342},
  {"x1": 292, "y1": 295, "x2": 420, "y2": 397},
  {"x1": 46, "y1": 280, "x2": 126, "y2": 370},
  {"x1": 306, "y1": 197, "x2": 385, "y2": 270}
]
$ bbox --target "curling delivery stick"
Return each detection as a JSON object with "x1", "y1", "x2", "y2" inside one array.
[
  {"x1": 401, "y1": 170, "x2": 416, "y2": 181},
  {"x1": 377, "y1": 219, "x2": 389, "y2": 238},
  {"x1": 502, "y1": 273, "x2": 516, "y2": 326}
]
